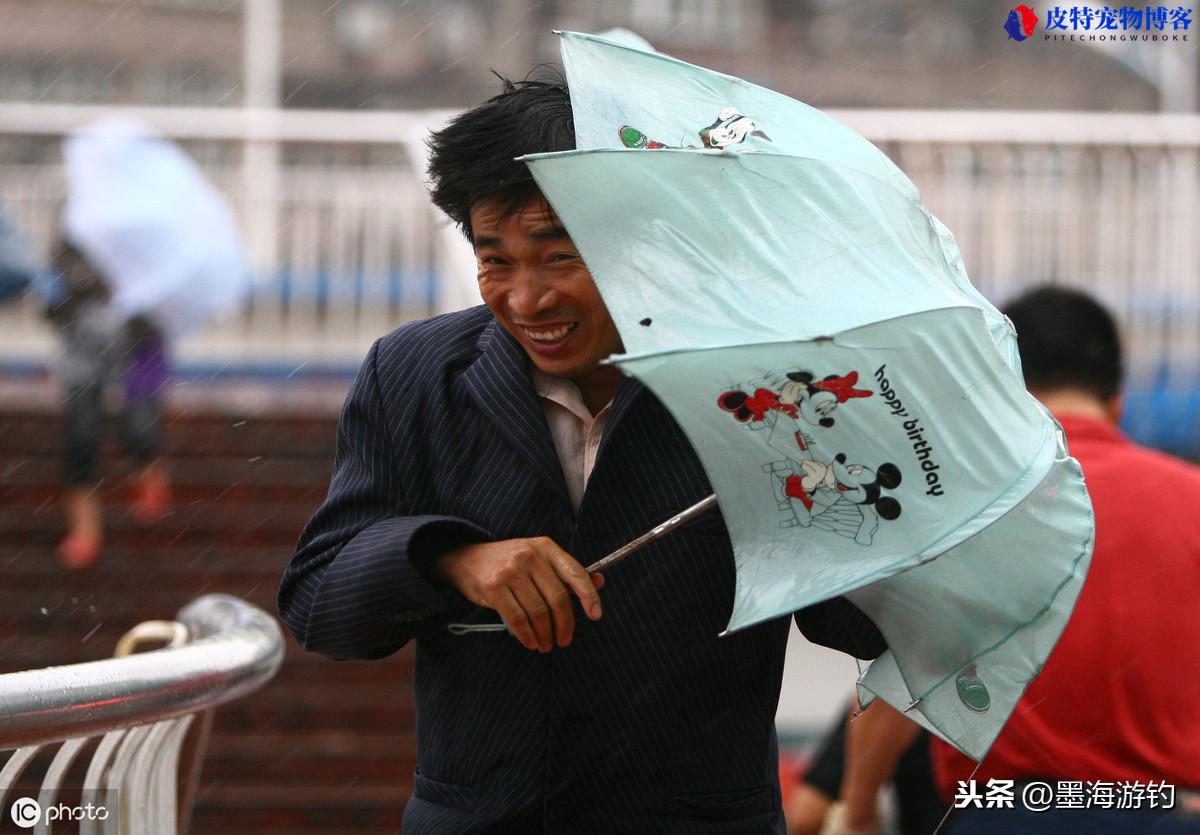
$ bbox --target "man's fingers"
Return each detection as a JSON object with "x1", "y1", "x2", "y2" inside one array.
[
  {"x1": 494, "y1": 588, "x2": 538, "y2": 651},
  {"x1": 545, "y1": 549, "x2": 603, "y2": 622},
  {"x1": 529, "y1": 562, "x2": 575, "y2": 648},
  {"x1": 528, "y1": 537, "x2": 603, "y2": 621},
  {"x1": 591, "y1": 573, "x2": 604, "y2": 591},
  {"x1": 511, "y1": 576, "x2": 554, "y2": 652}
]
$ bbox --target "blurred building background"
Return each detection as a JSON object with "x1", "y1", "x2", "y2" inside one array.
[
  {"x1": 0, "y1": 1, "x2": 1197, "y2": 832},
  {"x1": 0, "y1": 0, "x2": 1191, "y2": 111}
]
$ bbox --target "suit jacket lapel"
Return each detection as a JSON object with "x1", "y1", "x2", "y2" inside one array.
[
  {"x1": 462, "y1": 320, "x2": 572, "y2": 514},
  {"x1": 596, "y1": 373, "x2": 646, "y2": 463}
]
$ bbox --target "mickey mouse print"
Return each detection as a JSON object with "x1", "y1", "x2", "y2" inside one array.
[{"x1": 717, "y1": 370, "x2": 902, "y2": 546}]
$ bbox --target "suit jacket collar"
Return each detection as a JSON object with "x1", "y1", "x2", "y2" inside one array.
[
  {"x1": 461, "y1": 318, "x2": 645, "y2": 517},
  {"x1": 597, "y1": 374, "x2": 644, "y2": 461},
  {"x1": 462, "y1": 320, "x2": 568, "y2": 512}
]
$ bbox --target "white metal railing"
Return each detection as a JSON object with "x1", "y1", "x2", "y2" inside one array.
[
  {"x1": 0, "y1": 104, "x2": 1197, "y2": 385},
  {"x1": 0, "y1": 594, "x2": 283, "y2": 834}
]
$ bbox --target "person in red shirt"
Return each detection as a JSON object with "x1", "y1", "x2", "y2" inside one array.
[
  {"x1": 931, "y1": 285, "x2": 1200, "y2": 832},
  {"x1": 817, "y1": 285, "x2": 1200, "y2": 835}
]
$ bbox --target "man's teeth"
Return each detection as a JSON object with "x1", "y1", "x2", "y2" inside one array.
[{"x1": 525, "y1": 323, "x2": 577, "y2": 342}]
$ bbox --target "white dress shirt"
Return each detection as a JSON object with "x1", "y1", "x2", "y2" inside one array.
[{"x1": 531, "y1": 369, "x2": 612, "y2": 512}]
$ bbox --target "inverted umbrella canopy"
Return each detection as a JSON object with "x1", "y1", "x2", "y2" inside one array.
[
  {"x1": 63, "y1": 118, "x2": 250, "y2": 336},
  {"x1": 555, "y1": 30, "x2": 1018, "y2": 372},
  {"x1": 523, "y1": 32, "x2": 1094, "y2": 761}
]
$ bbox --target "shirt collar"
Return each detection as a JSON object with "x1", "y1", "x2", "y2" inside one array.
[
  {"x1": 531, "y1": 368, "x2": 609, "y2": 423},
  {"x1": 1055, "y1": 413, "x2": 1128, "y2": 446}
]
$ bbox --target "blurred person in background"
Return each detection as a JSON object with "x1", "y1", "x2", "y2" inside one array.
[
  {"x1": 785, "y1": 699, "x2": 940, "y2": 835},
  {"x1": 800, "y1": 285, "x2": 1200, "y2": 834},
  {"x1": 43, "y1": 240, "x2": 170, "y2": 569}
]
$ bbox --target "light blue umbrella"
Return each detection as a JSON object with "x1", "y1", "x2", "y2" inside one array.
[
  {"x1": 523, "y1": 31, "x2": 1094, "y2": 761},
  {"x1": 63, "y1": 118, "x2": 249, "y2": 336}
]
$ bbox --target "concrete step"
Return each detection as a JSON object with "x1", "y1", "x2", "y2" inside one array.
[
  {"x1": 0, "y1": 454, "x2": 332, "y2": 492},
  {"x1": 0, "y1": 413, "x2": 339, "y2": 459},
  {"x1": 0, "y1": 400, "x2": 430, "y2": 831},
  {"x1": 0, "y1": 501, "x2": 316, "y2": 545}
]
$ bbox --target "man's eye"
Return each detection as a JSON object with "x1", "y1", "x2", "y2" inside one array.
[
  {"x1": 549, "y1": 253, "x2": 579, "y2": 262},
  {"x1": 480, "y1": 256, "x2": 508, "y2": 266}
]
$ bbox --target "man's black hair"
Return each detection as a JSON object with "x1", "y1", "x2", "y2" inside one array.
[
  {"x1": 426, "y1": 70, "x2": 574, "y2": 242},
  {"x1": 1004, "y1": 285, "x2": 1123, "y2": 402}
]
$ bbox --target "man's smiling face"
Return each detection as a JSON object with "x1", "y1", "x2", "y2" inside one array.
[{"x1": 471, "y1": 194, "x2": 624, "y2": 396}]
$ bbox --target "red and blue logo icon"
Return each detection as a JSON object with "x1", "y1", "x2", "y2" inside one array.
[{"x1": 1004, "y1": 5, "x2": 1040, "y2": 40}]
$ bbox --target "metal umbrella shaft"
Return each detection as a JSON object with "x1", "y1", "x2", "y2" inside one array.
[
  {"x1": 446, "y1": 494, "x2": 719, "y2": 635},
  {"x1": 584, "y1": 493, "x2": 718, "y2": 574}
]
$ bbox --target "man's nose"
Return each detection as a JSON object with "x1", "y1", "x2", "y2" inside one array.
[{"x1": 507, "y1": 267, "x2": 557, "y2": 318}]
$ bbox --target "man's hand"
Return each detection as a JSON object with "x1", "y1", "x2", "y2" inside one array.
[{"x1": 436, "y1": 537, "x2": 604, "y2": 652}]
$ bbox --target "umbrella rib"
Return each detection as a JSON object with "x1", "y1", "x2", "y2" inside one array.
[{"x1": 606, "y1": 304, "x2": 992, "y2": 366}]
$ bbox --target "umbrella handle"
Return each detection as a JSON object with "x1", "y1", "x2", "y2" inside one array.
[
  {"x1": 446, "y1": 622, "x2": 508, "y2": 635},
  {"x1": 446, "y1": 493, "x2": 720, "y2": 636}
]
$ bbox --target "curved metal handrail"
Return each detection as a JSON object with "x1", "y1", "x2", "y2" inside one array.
[{"x1": 0, "y1": 594, "x2": 283, "y2": 751}]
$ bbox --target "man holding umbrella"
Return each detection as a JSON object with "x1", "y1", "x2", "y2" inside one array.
[{"x1": 279, "y1": 73, "x2": 885, "y2": 833}]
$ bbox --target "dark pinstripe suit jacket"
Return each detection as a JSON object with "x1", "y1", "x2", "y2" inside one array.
[{"x1": 278, "y1": 306, "x2": 885, "y2": 834}]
